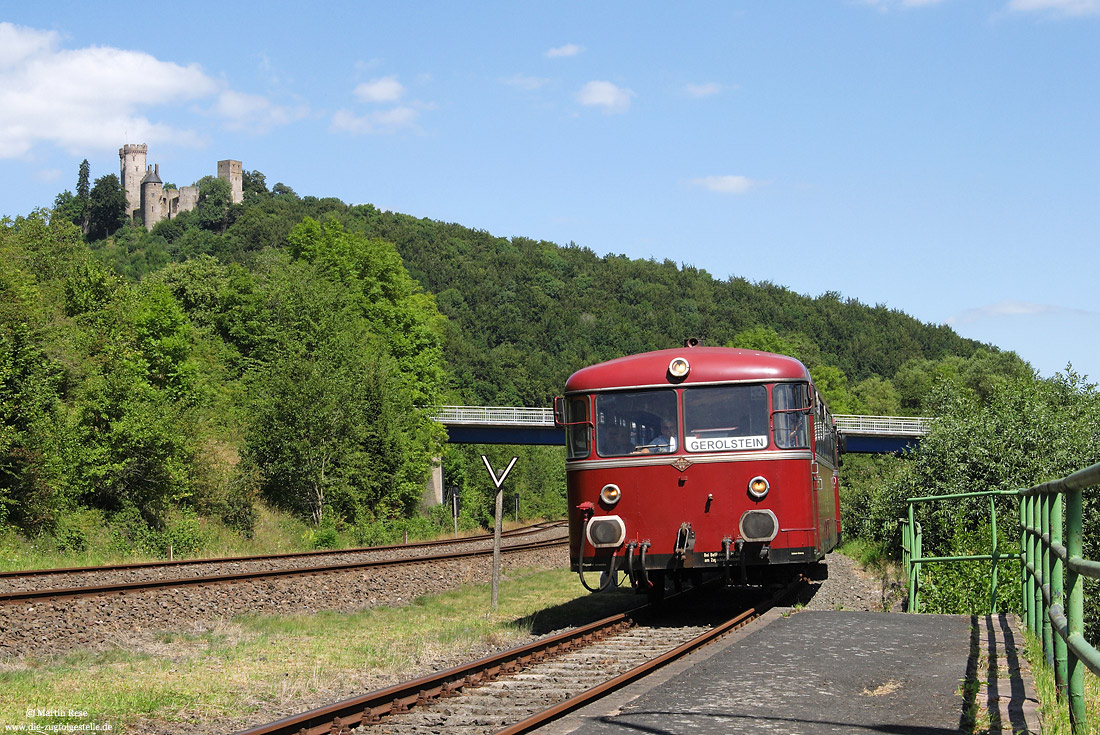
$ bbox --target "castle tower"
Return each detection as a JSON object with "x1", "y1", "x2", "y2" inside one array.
[
  {"x1": 119, "y1": 144, "x2": 148, "y2": 220},
  {"x1": 217, "y1": 159, "x2": 243, "y2": 204},
  {"x1": 140, "y1": 164, "x2": 163, "y2": 231}
]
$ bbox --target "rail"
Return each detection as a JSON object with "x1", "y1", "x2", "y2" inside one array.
[
  {"x1": 430, "y1": 406, "x2": 932, "y2": 436},
  {"x1": 900, "y1": 489, "x2": 1018, "y2": 615},
  {"x1": 431, "y1": 405, "x2": 555, "y2": 426},
  {"x1": 1021, "y1": 461, "x2": 1100, "y2": 731},
  {"x1": 833, "y1": 414, "x2": 932, "y2": 436},
  {"x1": 900, "y1": 462, "x2": 1100, "y2": 732}
]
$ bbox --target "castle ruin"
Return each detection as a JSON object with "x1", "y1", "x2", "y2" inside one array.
[{"x1": 119, "y1": 144, "x2": 243, "y2": 231}]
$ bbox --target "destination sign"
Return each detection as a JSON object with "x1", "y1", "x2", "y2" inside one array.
[{"x1": 686, "y1": 435, "x2": 768, "y2": 453}]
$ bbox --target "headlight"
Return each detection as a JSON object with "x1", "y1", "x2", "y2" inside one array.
[
  {"x1": 668, "y1": 357, "x2": 690, "y2": 378},
  {"x1": 748, "y1": 475, "x2": 770, "y2": 499},
  {"x1": 586, "y1": 515, "x2": 626, "y2": 548},
  {"x1": 600, "y1": 483, "x2": 622, "y2": 506}
]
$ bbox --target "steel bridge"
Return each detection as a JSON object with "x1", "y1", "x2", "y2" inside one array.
[{"x1": 431, "y1": 406, "x2": 930, "y2": 454}]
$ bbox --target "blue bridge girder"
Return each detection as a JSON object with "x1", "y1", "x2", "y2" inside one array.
[{"x1": 430, "y1": 407, "x2": 930, "y2": 454}]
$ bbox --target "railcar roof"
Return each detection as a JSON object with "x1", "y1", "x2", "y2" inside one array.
[{"x1": 565, "y1": 346, "x2": 811, "y2": 392}]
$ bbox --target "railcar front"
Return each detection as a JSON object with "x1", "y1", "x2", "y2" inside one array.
[{"x1": 555, "y1": 345, "x2": 839, "y2": 596}]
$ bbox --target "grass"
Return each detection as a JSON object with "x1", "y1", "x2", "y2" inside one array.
[
  {"x1": 0, "y1": 566, "x2": 640, "y2": 733},
  {"x1": 0, "y1": 505, "x2": 519, "y2": 573},
  {"x1": 836, "y1": 537, "x2": 906, "y2": 611},
  {"x1": 837, "y1": 537, "x2": 891, "y2": 568},
  {"x1": 1023, "y1": 628, "x2": 1100, "y2": 734}
]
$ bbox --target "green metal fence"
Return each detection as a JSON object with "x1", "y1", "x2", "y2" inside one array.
[
  {"x1": 900, "y1": 461, "x2": 1100, "y2": 732},
  {"x1": 1021, "y1": 462, "x2": 1100, "y2": 731},
  {"x1": 900, "y1": 489, "x2": 1017, "y2": 615}
]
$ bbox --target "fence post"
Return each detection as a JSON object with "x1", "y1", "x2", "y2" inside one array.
[
  {"x1": 1033, "y1": 493, "x2": 1043, "y2": 640},
  {"x1": 1051, "y1": 492, "x2": 1067, "y2": 700},
  {"x1": 914, "y1": 520, "x2": 922, "y2": 614},
  {"x1": 906, "y1": 503, "x2": 917, "y2": 613},
  {"x1": 1021, "y1": 494, "x2": 1032, "y2": 635},
  {"x1": 1042, "y1": 492, "x2": 1054, "y2": 669},
  {"x1": 1065, "y1": 485, "x2": 1085, "y2": 728},
  {"x1": 901, "y1": 515, "x2": 912, "y2": 612},
  {"x1": 990, "y1": 494, "x2": 999, "y2": 613}
]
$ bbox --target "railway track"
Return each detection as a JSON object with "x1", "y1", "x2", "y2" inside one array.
[
  {"x1": 0, "y1": 526, "x2": 570, "y2": 658},
  {"x1": 238, "y1": 578, "x2": 804, "y2": 735},
  {"x1": 0, "y1": 521, "x2": 564, "y2": 595},
  {"x1": 0, "y1": 535, "x2": 567, "y2": 606}
]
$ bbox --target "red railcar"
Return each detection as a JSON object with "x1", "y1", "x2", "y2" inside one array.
[{"x1": 554, "y1": 343, "x2": 841, "y2": 596}]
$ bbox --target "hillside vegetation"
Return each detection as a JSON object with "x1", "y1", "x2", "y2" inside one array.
[{"x1": 3, "y1": 164, "x2": 1098, "y2": 604}]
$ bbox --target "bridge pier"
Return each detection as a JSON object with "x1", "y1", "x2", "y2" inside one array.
[{"x1": 422, "y1": 456, "x2": 444, "y2": 509}]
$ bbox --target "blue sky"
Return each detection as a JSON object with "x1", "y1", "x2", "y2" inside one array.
[{"x1": 2, "y1": 1, "x2": 1098, "y2": 384}]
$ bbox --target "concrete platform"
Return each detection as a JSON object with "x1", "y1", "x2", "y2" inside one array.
[{"x1": 538, "y1": 610, "x2": 1040, "y2": 735}]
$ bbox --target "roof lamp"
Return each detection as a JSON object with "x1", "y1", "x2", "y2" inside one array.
[{"x1": 668, "y1": 357, "x2": 690, "y2": 378}]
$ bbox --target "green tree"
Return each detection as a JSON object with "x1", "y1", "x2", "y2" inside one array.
[
  {"x1": 286, "y1": 217, "x2": 447, "y2": 406},
  {"x1": 87, "y1": 174, "x2": 128, "y2": 241},
  {"x1": 809, "y1": 364, "x2": 855, "y2": 414},
  {"x1": 852, "y1": 375, "x2": 902, "y2": 416},
  {"x1": 76, "y1": 159, "x2": 91, "y2": 236},
  {"x1": 242, "y1": 169, "x2": 268, "y2": 203},
  {"x1": 868, "y1": 370, "x2": 1100, "y2": 620},
  {"x1": 243, "y1": 250, "x2": 443, "y2": 525},
  {"x1": 195, "y1": 175, "x2": 233, "y2": 234}
]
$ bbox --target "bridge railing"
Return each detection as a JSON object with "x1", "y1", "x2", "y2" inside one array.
[
  {"x1": 431, "y1": 405, "x2": 555, "y2": 426},
  {"x1": 1021, "y1": 461, "x2": 1100, "y2": 731},
  {"x1": 431, "y1": 407, "x2": 932, "y2": 435},
  {"x1": 833, "y1": 414, "x2": 932, "y2": 436}
]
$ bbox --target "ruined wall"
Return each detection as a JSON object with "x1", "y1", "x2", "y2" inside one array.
[{"x1": 120, "y1": 145, "x2": 242, "y2": 230}]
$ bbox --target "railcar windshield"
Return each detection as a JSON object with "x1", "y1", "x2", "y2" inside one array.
[
  {"x1": 773, "y1": 382, "x2": 810, "y2": 449},
  {"x1": 682, "y1": 384, "x2": 769, "y2": 453},
  {"x1": 595, "y1": 390, "x2": 678, "y2": 457},
  {"x1": 564, "y1": 397, "x2": 591, "y2": 459}
]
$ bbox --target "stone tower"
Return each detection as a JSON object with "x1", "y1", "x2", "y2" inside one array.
[
  {"x1": 217, "y1": 159, "x2": 243, "y2": 204},
  {"x1": 140, "y1": 165, "x2": 163, "y2": 231},
  {"x1": 119, "y1": 144, "x2": 147, "y2": 220}
]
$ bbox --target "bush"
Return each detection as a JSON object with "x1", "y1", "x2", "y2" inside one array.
[{"x1": 107, "y1": 505, "x2": 206, "y2": 557}]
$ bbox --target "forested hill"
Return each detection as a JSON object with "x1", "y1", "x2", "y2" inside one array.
[
  {"x1": 58, "y1": 169, "x2": 1000, "y2": 414},
  {"x1": 361, "y1": 211, "x2": 990, "y2": 408},
  {"x1": 0, "y1": 167, "x2": 1033, "y2": 549}
]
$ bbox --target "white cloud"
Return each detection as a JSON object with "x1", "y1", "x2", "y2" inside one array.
[
  {"x1": 331, "y1": 106, "x2": 420, "y2": 135},
  {"x1": 945, "y1": 300, "x2": 1097, "y2": 325},
  {"x1": 577, "y1": 80, "x2": 634, "y2": 114},
  {"x1": 689, "y1": 175, "x2": 758, "y2": 194},
  {"x1": 354, "y1": 76, "x2": 405, "y2": 103},
  {"x1": 35, "y1": 168, "x2": 63, "y2": 183},
  {"x1": 0, "y1": 22, "x2": 57, "y2": 68},
  {"x1": 1006, "y1": 0, "x2": 1100, "y2": 15},
  {"x1": 0, "y1": 21, "x2": 304, "y2": 158},
  {"x1": 214, "y1": 90, "x2": 309, "y2": 132},
  {"x1": 685, "y1": 82, "x2": 723, "y2": 98},
  {"x1": 546, "y1": 43, "x2": 583, "y2": 58},
  {"x1": 502, "y1": 74, "x2": 551, "y2": 91}
]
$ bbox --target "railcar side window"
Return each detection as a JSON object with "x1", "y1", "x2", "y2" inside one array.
[
  {"x1": 565, "y1": 398, "x2": 591, "y2": 459},
  {"x1": 682, "y1": 385, "x2": 768, "y2": 452},
  {"x1": 595, "y1": 390, "x2": 678, "y2": 457},
  {"x1": 773, "y1": 382, "x2": 810, "y2": 449}
]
